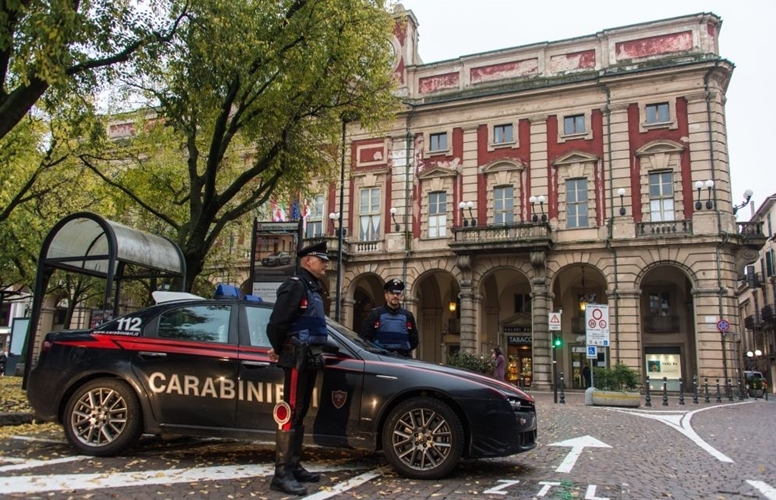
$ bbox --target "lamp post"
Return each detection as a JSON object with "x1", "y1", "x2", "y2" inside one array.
[
  {"x1": 733, "y1": 189, "x2": 754, "y2": 215},
  {"x1": 746, "y1": 349, "x2": 762, "y2": 371},
  {"x1": 329, "y1": 212, "x2": 344, "y2": 322},
  {"x1": 529, "y1": 195, "x2": 547, "y2": 223},
  {"x1": 694, "y1": 179, "x2": 715, "y2": 210},
  {"x1": 457, "y1": 201, "x2": 476, "y2": 227}
]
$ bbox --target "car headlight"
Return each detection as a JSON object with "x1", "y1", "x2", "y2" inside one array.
[{"x1": 507, "y1": 396, "x2": 522, "y2": 411}]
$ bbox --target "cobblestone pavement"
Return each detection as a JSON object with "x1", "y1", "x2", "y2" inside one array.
[{"x1": 1, "y1": 391, "x2": 775, "y2": 499}]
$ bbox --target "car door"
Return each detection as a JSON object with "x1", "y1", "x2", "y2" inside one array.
[
  {"x1": 235, "y1": 306, "x2": 365, "y2": 446},
  {"x1": 131, "y1": 302, "x2": 240, "y2": 429}
]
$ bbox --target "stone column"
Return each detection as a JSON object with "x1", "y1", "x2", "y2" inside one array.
[
  {"x1": 456, "y1": 254, "x2": 477, "y2": 353},
  {"x1": 342, "y1": 298, "x2": 356, "y2": 331},
  {"x1": 530, "y1": 250, "x2": 552, "y2": 390},
  {"x1": 614, "y1": 288, "x2": 642, "y2": 370}
]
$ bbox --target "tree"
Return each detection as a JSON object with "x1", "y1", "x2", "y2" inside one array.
[
  {"x1": 0, "y1": 0, "x2": 187, "y2": 142},
  {"x1": 80, "y1": 0, "x2": 399, "y2": 290}
]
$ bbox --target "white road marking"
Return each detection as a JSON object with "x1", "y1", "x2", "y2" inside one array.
[
  {"x1": 302, "y1": 467, "x2": 387, "y2": 499},
  {"x1": 747, "y1": 480, "x2": 776, "y2": 500},
  {"x1": 483, "y1": 479, "x2": 520, "y2": 495},
  {"x1": 0, "y1": 455, "x2": 90, "y2": 473},
  {"x1": 9, "y1": 435, "x2": 67, "y2": 444},
  {"x1": 585, "y1": 484, "x2": 609, "y2": 500},
  {"x1": 0, "y1": 462, "x2": 367, "y2": 494},
  {"x1": 604, "y1": 402, "x2": 752, "y2": 463},
  {"x1": 548, "y1": 436, "x2": 611, "y2": 473}
]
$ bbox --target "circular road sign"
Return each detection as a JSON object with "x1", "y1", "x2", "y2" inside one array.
[{"x1": 717, "y1": 319, "x2": 730, "y2": 332}]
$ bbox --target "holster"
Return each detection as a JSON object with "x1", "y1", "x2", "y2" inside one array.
[{"x1": 279, "y1": 338, "x2": 323, "y2": 371}]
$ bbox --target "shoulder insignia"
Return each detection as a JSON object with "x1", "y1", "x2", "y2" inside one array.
[{"x1": 289, "y1": 276, "x2": 301, "y2": 281}]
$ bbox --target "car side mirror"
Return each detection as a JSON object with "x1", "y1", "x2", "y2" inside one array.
[{"x1": 322, "y1": 338, "x2": 340, "y2": 354}]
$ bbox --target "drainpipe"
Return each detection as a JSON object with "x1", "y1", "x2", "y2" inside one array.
[
  {"x1": 705, "y1": 59, "x2": 730, "y2": 382},
  {"x1": 401, "y1": 104, "x2": 415, "y2": 288},
  {"x1": 598, "y1": 79, "x2": 621, "y2": 364}
]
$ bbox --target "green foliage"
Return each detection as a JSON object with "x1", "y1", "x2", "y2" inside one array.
[
  {"x1": 593, "y1": 363, "x2": 639, "y2": 391},
  {"x1": 82, "y1": 0, "x2": 400, "y2": 290},
  {"x1": 746, "y1": 376, "x2": 764, "y2": 391},
  {"x1": 447, "y1": 351, "x2": 495, "y2": 375}
]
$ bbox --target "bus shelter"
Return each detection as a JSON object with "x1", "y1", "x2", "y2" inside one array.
[{"x1": 22, "y1": 212, "x2": 186, "y2": 385}]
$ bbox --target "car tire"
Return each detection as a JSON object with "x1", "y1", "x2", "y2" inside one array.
[
  {"x1": 382, "y1": 397, "x2": 464, "y2": 480},
  {"x1": 63, "y1": 378, "x2": 143, "y2": 456}
]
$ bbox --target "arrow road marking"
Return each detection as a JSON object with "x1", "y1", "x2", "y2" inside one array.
[
  {"x1": 548, "y1": 435, "x2": 611, "y2": 473},
  {"x1": 747, "y1": 480, "x2": 776, "y2": 499}
]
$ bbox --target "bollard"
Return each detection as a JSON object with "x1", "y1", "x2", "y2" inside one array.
[
  {"x1": 715, "y1": 379, "x2": 722, "y2": 403},
  {"x1": 645, "y1": 376, "x2": 652, "y2": 407},
  {"x1": 662, "y1": 376, "x2": 669, "y2": 406},
  {"x1": 727, "y1": 379, "x2": 734, "y2": 402},
  {"x1": 738, "y1": 379, "x2": 744, "y2": 401},
  {"x1": 704, "y1": 378, "x2": 710, "y2": 403},
  {"x1": 692, "y1": 375, "x2": 699, "y2": 404},
  {"x1": 678, "y1": 379, "x2": 685, "y2": 405},
  {"x1": 559, "y1": 372, "x2": 566, "y2": 404}
]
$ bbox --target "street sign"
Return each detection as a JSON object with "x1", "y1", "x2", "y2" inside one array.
[
  {"x1": 548, "y1": 311, "x2": 562, "y2": 331},
  {"x1": 587, "y1": 345, "x2": 597, "y2": 359},
  {"x1": 585, "y1": 304, "x2": 610, "y2": 346},
  {"x1": 717, "y1": 319, "x2": 730, "y2": 333}
]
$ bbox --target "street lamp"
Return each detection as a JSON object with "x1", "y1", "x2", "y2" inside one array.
[
  {"x1": 694, "y1": 179, "x2": 715, "y2": 210},
  {"x1": 390, "y1": 207, "x2": 400, "y2": 232},
  {"x1": 329, "y1": 211, "x2": 344, "y2": 322},
  {"x1": 746, "y1": 349, "x2": 762, "y2": 370},
  {"x1": 457, "y1": 201, "x2": 476, "y2": 227},
  {"x1": 617, "y1": 188, "x2": 626, "y2": 216},
  {"x1": 529, "y1": 195, "x2": 546, "y2": 223},
  {"x1": 733, "y1": 189, "x2": 754, "y2": 215}
]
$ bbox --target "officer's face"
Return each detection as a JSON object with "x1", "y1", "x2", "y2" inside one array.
[
  {"x1": 304, "y1": 255, "x2": 329, "y2": 280},
  {"x1": 385, "y1": 290, "x2": 403, "y2": 308}
]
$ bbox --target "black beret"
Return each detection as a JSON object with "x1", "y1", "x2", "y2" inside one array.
[
  {"x1": 384, "y1": 278, "x2": 405, "y2": 293},
  {"x1": 298, "y1": 241, "x2": 329, "y2": 260}
]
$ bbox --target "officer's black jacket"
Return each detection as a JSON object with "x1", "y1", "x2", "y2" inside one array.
[{"x1": 267, "y1": 267, "x2": 324, "y2": 352}]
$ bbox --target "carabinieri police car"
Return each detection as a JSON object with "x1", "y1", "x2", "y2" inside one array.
[{"x1": 26, "y1": 286, "x2": 537, "y2": 480}]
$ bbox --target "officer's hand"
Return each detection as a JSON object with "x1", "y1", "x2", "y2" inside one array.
[{"x1": 268, "y1": 348, "x2": 279, "y2": 362}]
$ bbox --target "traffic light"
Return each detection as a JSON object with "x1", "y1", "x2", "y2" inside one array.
[{"x1": 553, "y1": 335, "x2": 562, "y2": 348}]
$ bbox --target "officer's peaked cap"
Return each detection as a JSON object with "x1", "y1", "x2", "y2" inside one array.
[
  {"x1": 298, "y1": 241, "x2": 329, "y2": 261},
  {"x1": 384, "y1": 278, "x2": 405, "y2": 293}
]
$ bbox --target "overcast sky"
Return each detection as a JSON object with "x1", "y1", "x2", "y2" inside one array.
[{"x1": 404, "y1": 1, "x2": 775, "y2": 218}]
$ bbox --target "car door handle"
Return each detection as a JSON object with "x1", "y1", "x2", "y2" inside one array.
[
  {"x1": 139, "y1": 351, "x2": 167, "y2": 358},
  {"x1": 242, "y1": 361, "x2": 271, "y2": 367}
]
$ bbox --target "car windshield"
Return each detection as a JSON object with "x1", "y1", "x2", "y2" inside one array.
[{"x1": 325, "y1": 318, "x2": 394, "y2": 355}]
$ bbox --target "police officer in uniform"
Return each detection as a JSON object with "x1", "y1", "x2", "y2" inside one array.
[
  {"x1": 360, "y1": 278, "x2": 419, "y2": 357},
  {"x1": 267, "y1": 241, "x2": 329, "y2": 496}
]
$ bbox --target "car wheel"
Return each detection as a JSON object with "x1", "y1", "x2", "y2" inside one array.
[
  {"x1": 382, "y1": 397, "x2": 464, "y2": 479},
  {"x1": 63, "y1": 378, "x2": 143, "y2": 456}
]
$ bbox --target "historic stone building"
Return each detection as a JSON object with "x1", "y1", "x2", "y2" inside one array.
[
  {"x1": 737, "y1": 194, "x2": 776, "y2": 392},
  {"x1": 286, "y1": 7, "x2": 768, "y2": 391}
]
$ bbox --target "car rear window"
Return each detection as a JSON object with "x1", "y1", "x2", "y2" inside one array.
[{"x1": 157, "y1": 304, "x2": 231, "y2": 343}]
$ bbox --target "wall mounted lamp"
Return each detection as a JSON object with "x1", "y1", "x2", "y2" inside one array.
[
  {"x1": 732, "y1": 189, "x2": 754, "y2": 215},
  {"x1": 529, "y1": 195, "x2": 547, "y2": 223},
  {"x1": 389, "y1": 207, "x2": 401, "y2": 232},
  {"x1": 458, "y1": 201, "x2": 476, "y2": 227},
  {"x1": 618, "y1": 188, "x2": 626, "y2": 216},
  {"x1": 694, "y1": 179, "x2": 715, "y2": 210},
  {"x1": 328, "y1": 212, "x2": 346, "y2": 237},
  {"x1": 448, "y1": 301, "x2": 457, "y2": 313}
]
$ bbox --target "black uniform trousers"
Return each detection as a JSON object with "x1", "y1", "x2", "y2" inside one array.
[{"x1": 281, "y1": 365, "x2": 318, "y2": 430}]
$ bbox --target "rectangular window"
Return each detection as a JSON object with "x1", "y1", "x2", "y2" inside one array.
[
  {"x1": 359, "y1": 187, "x2": 381, "y2": 241},
  {"x1": 494, "y1": 186, "x2": 514, "y2": 225},
  {"x1": 649, "y1": 171, "x2": 674, "y2": 222},
  {"x1": 157, "y1": 305, "x2": 232, "y2": 343},
  {"x1": 649, "y1": 292, "x2": 671, "y2": 317},
  {"x1": 304, "y1": 194, "x2": 325, "y2": 238},
  {"x1": 767, "y1": 249, "x2": 775, "y2": 277},
  {"x1": 429, "y1": 132, "x2": 448, "y2": 152},
  {"x1": 563, "y1": 114, "x2": 585, "y2": 135},
  {"x1": 493, "y1": 124, "x2": 514, "y2": 144},
  {"x1": 428, "y1": 191, "x2": 447, "y2": 238},
  {"x1": 645, "y1": 103, "x2": 670, "y2": 124},
  {"x1": 566, "y1": 179, "x2": 588, "y2": 228}
]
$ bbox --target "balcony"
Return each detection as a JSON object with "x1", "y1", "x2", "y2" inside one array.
[
  {"x1": 450, "y1": 222, "x2": 552, "y2": 255},
  {"x1": 745, "y1": 313, "x2": 762, "y2": 331},
  {"x1": 636, "y1": 220, "x2": 692, "y2": 237},
  {"x1": 642, "y1": 315, "x2": 680, "y2": 333},
  {"x1": 762, "y1": 304, "x2": 776, "y2": 323}
]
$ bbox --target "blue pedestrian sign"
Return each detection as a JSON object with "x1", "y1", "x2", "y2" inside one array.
[{"x1": 587, "y1": 345, "x2": 597, "y2": 359}]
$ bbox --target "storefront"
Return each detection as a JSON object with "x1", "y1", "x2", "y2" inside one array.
[{"x1": 505, "y1": 326, "x2": 533, "y2": 388}]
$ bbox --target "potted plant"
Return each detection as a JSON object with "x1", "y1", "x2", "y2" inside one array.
[
  {"x1": 447, "y1": 351, "x2": 495, "y2": 376},
  {"x1": 746, "y1": 376, "x2": 765, "y2": 398},
  {"x1": 590, "y1": 362, "x2": 641, "y2": 407}
]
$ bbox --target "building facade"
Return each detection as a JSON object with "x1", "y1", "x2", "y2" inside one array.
[
  {"x1": 737, "y1": 195, "x2": 776, "y2": 393},
  {"x1": 284, "y1": 7, "x2": 768, "y2": 391}
]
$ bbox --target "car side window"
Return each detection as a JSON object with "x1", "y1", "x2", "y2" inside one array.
[
  {"x1": 157, "y1": 305, "x2": 231, "y2": 343},
  {"x1": 246, "y1": 306, "x2": 271, "y2": 347}
]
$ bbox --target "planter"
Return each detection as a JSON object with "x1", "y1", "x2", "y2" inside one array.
[
  {"x1": 591, "y1": 389, "x2": 641, "y2": 407},
  {"x1": 748, "y1": 389, "x2": 764, "y2": 398}
]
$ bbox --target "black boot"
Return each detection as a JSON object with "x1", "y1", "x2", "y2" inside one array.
[
  {"x1": 270, "y1": 429, "x2": 308, "y2": 495},
  {"x1": 291, "y1": 425, "x2": 320, "y2": 483}
]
